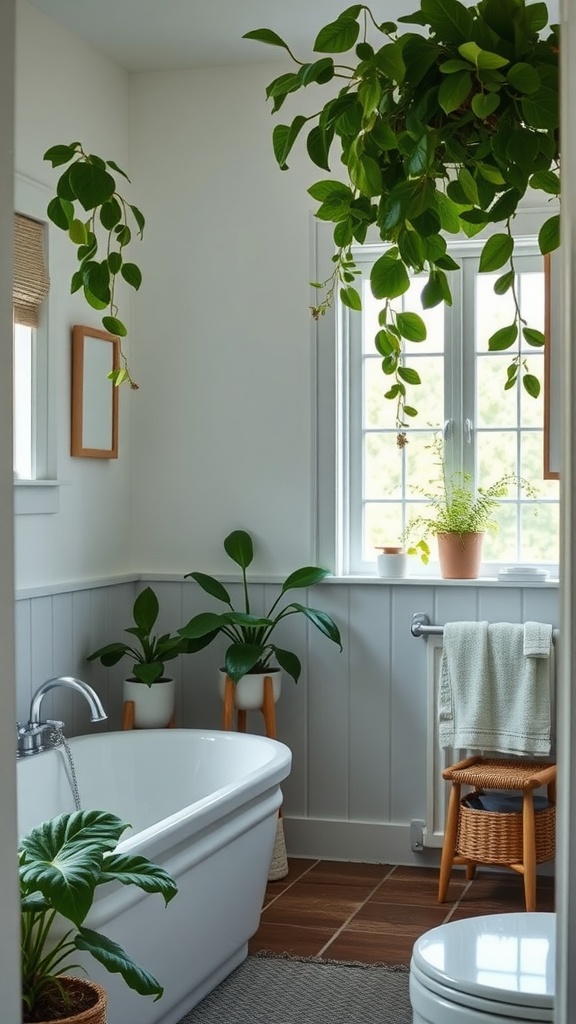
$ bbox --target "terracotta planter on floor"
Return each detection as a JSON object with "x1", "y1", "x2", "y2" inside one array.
[
  {"x1": 437, "y1": 532, "x2": 484, "y2": 579},
  {"x1": 29, "y1": 977, "x2": 107, "y2": 1024}
]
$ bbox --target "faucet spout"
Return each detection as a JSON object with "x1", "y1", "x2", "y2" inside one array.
[{"x1": 29, "y1": 676, "x2": 107, "y2": 725}]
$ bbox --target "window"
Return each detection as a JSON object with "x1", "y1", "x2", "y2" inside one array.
[
  {"x1": 315, "y1": 226, "x2": 560, "y2": 576},
  {"x1": 13, "y1": 177, "x2": 59, "y2": 515},
  {"x1": 13, "y1": 212, "x2": 50, "y2": 481}
]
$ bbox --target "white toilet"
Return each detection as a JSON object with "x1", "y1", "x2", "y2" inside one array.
[{"x1": 410, "y1": 912, "x2": 555, "y2": 1023}]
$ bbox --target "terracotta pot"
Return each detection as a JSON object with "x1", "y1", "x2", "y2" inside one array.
[
  {"x1": 27, "y1": 977, "x2": 107, "y2": 1024},
  {"x1": 122, "y1": 676, "x2": 175, "y2": 727},
  {"x1": 218, "y1": 668, "x2": 282, "y2": 710},
  {"x1": 437, "y1": 532, "x2": 484, "y2": 579}
]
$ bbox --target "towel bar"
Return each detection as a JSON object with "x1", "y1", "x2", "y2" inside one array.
[{"x1": 411, "y1": 612, "x2": 559, "y2": 642}]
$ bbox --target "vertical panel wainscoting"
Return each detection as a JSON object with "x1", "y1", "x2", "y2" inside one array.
[{"x1": 14, "y1": 577, "x2": 559, "y2": 867}]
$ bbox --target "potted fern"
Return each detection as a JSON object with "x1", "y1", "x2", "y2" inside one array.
[
  {"x1": 20, "y1": 809, "x2": 177, "y2": 1023},
  {"x1": 403, "y1": 436, "x2": 536, "y2": 578}
]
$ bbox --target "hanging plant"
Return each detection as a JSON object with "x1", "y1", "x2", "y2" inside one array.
[
  {"x1": 44, "y1": 142, "x2": 145, "y2": 388},
  {"x1": 245, "y1": 0, "x2": 560, "y2": 437}
]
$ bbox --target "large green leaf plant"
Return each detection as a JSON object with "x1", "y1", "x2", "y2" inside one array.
[
  {"x1": 20, "y1": 809, "x2": 177, "y2": 1022},
  {"x1": 179, "y1": 529, "x2": 342, "y2": 683},
  {"x1": 44, "y1": 142, "x2": 145, "y2": 388},
  {"x1": 245, "y1": 0, "x2": 560, "y2": 437}
]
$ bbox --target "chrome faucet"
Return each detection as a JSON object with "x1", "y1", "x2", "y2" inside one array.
[{"x1": 17, "y1": 676, "x2": 107, "y2": 757}]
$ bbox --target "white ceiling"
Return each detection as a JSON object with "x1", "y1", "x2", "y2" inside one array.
[{"x1": 26, "y1": 0, "x2": 432, "y2": 72}]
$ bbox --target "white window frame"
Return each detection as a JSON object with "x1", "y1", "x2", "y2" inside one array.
[
  {"x1": 313, "y1": 202, "x2": 560, "y2": 579},
  {"x1": 14, "y1": 174, "x2": 59, "y2": 515}
]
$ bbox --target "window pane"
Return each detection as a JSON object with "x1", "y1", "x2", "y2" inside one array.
[
  {"x1": 364, "y1": 433, "x2": 402, "y2": 498},
  {"x1": 364, "y1": 501, "x2": 404, "y2": 557},
  {"x1": 13, "y1": 323, "x2": 33, "y2": 479},
  {"x1": 521, "y1": 503, "x2": 559, "y2": 562}
]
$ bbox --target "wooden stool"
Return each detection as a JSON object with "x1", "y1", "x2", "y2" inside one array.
[
  {"x1": 122, "y1": 700, "x2": 175, "y2": 730},
  {"x1": 221, "y1": 675, "x2": 277, "y2": 739},
  {"x1": 438, "y1": 755, "x2": 556, "y2": 912}
]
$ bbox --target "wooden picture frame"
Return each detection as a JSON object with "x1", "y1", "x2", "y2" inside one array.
[
  {"x1": 71, "y1": 325, "x2": 119, "y2": 458},
  {"x1": 543, "y1": 251, "x2": 561, "y2": 479}
]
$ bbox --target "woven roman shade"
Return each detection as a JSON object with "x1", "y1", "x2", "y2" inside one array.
[{"x1": 13, "y1": 213, "x2": 50, "y2": 327}]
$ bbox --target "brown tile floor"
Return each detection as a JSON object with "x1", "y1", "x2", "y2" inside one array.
[{"x1": 249, "y1": 859, "x2": 555, "y2": 966}]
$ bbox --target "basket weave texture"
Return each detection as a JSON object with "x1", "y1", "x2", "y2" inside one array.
[
  {"x1": 456, "y1": 796, "x2": 556, "y2": 865},
  {"x1": 268, "y1": 815, "x2": 289, "y2": 881},
  {"x1": 32, "y1": 977, "x2": 107, "y2": 1024}
]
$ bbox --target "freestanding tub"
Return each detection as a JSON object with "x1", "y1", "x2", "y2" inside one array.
[{"x1": 16, "y1": 729, "x2": 292, "y2": 1024}]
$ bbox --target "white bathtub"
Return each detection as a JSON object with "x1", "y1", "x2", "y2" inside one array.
[{"x1": 17, "y1": 729, "x2": 292, "y2": 1024}]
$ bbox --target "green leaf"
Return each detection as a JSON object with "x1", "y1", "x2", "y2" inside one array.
[
  {"x1": 523, "y1": 373, "x2": 541, "y2": 398},
  {"x1": 299, "y1": 57, "x2": 335, "y2": 87},
  {"x1": 308, "y1": 180, "x2": 352, "y2": 203},
  {"x1": 133, "y1": 662, "x2": 164, "y2": 685},
  {"x1": 494, "y1": 270, "x2": 515, "y2": 294},
  {"x1": 69, "y1": 162, "x2": 116, "y2": 211},
  {"x1": 272, "y1": 115, "x2": 307, "y2": 168},
  {"x1": 101, "y1": 315, "x2": 127, "y2": 337},
  {"x1": 287, "y1": 603, "x2": 342, "y2": 648},
  {"x1": 130, "y1": 204, "x2": 146, "y2": 236},
  {"x1": 108, "y1": 251, "x2": 122, "y2": 274},
  {"x1": 273, "y1": 647, "x2": 302, "y2": 684},
  {"x1": 397, "y1": 365, "x2": 421, "y2": 385},
  {"x1": 507, "y1": 62, "x2": 541, "y2": 94},
  {"x1": 306, "y1": 125, "x2": 333, "y2": 171},
  {"x1": 471, "y1": 93, "x2": 500, "y2": 119},
  {"x1": 538, "y1": 214, "x2": 560, "y2": 255},
  {"x1": 420, "y1": 0, "x2": 473, "y2": 42},
  {"x1": 69, "y1": 219, "x2": 88, "y2": 245},
  {"x1": 438, "y1": 71, "x2": 472, "y2": 114},
  {"x1": 348, "y1": 151, "x2": 382, "y2": 197},
  {"x1": 121, "y1": 262, "x2": 142, "y2": 290},
  {"x1": 100, "y1": 197, "x2": 122, "y2": 230},
  {"x1": 521, "y1": 88, "x2": 559, "y2": 130},
  {"x1": 374, "y1": 42, "x2": 406, "y2": 82},
  {"x1": 47, "y1": 196, "x2": 73, "y2": 230},
  {"x1": 396, "y1": 311, "x2": 427, "y2": 341},
  {"x1": 458, "y1": 42, "x2": 509, "y2": 69},
  {"x1": 83, "y1": 288, "x2": 108, "y2": 311},
  {"x1": 133, "y1": 586, "x2": 159, "y2": 634},
  {"x1": 82, "y1": 260, "x2": 110, "y2": 304},
  {"x1": 314, "y1": 17, "x2": 360, "y2": 53},
  {"x1": 179, "y1": 611, "x2": 230, "y2": 640},
  {"x1": 224, "y1": 529, "x2": 254, "y2": 569},
  {"x1": 225, "y1": 643, "x2": 267, "y2": 682},
  {"x1": 105, "y1": 158, "x2": 130, "y2": 181},
  {"x1": 522, "y1": 327, "x2": 545, "y2": 347},
  {"x1": 76, "y1": 927, "x2": 164, "y2": 1000},
  {"x1": 43, "y1": 143, "x2": 78, "y2": 167},
  {"x1": 529, "y1": 170, "x2": 560, "y2": 196},
  {"x1": 281, "y1": 566, "x2": 331, "y2": 592},
  {"x1": 340, "y1": 286, "x2": 362, "y2": 310},
  {"x1": 370, "y1": 254, "x2": 410, "y2": 299},
  {"x1": 479, "y1": 233, "x2": 514, "y2": 272},
  {"x1": 488, "y1": 323, "x2": 518, "y2": 350},
  {"x1": 243, "y1": 28, "x2": 293, "y2": 53}
]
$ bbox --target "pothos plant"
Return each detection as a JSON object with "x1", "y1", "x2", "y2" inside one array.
[
  {"x1": 44, "y1": 142, "x2": 145, "y2": 388},
  {"x1": 244, "y1": 0, "x2": 560, "y2": 438}
]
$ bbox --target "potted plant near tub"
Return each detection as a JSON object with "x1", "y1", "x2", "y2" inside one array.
[
  {"x1": 178, "y1": 529, "x2": 343, "y2": 713},
  {"x1": 403, "y1": 436, "x2": 536, "y2": 578},
  {"x1": 87, "y1": 587, "x2": 189, "y2": 728},
  {"x1": 20, "y1": 808, "x2": 177, "y2": 1023}
]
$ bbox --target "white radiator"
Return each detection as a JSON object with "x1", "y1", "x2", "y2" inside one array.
[
  {"x1": 422, "y1": 630, "x2": 558, "y2": 849},
  {"x1": 423, "y1": 635, "x2": 462, "y2": 848}
]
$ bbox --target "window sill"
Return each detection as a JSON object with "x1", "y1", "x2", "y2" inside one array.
[
  {"x1": 14, "y1": 480, "x2": 62, "y2": 515},
  {"x1": 323, "y1": 574, "x2": 560, "y2": 588}
]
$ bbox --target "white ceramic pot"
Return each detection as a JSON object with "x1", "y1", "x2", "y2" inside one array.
[
  {"x1": 123, "y1": 676, "x2": 175, "y2": 728},
  {"x1": 218, "y1": 669, "x2": 282, "y2": 710},
  {"x1": 376, "y1": 546, "x2": 408, "y2": 578}
]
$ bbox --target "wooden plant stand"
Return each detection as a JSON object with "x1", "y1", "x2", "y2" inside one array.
[
  {"x1": 122, "y1": 700, "x2": 175, "y2": 730},
  {"x1": 221, "y1": 674, "x2": 277, "y2": 739}
]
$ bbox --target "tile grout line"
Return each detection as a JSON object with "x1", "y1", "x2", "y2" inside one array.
[
  {"x1": 316, "y1": 865, "x2": 399, "y2": 958},
  {"x1": 262, "y1": 859, "x2": 321, "y2": 910}
]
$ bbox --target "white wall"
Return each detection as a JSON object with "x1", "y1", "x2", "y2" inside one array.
[
  {"x1": 128, "y1": 64, "x2": 325, "y2": 576},
  {"x1": 14, "y1": 0, "x2": 134, "y2": 589}
]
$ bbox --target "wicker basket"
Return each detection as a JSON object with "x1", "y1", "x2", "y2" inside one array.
[{"x1": 456, "y1": 794, "x2": 556, "y2": 865}]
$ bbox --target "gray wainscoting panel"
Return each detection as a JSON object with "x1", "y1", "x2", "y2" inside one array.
[{"x1": 14, "y1": 577, "x2": 559, "y2": 864}]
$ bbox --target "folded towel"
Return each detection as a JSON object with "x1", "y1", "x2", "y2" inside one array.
[
  {"x1": 524, "y1": 621, "x2": 553, "y2": 658},
  {"x1": 438, "y1": 621, "x2": 552, "y2": 756}
]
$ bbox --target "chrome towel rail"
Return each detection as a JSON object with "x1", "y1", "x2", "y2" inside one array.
[{"x1": 411, "y1": 612, "x2": 558, "y2": 642}]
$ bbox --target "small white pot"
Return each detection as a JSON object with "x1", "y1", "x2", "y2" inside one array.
[
  {"x1": 376, "y1": 546, "x2": 408, "y2": 578},
  {"x1": 123, "y1": 676, "x2": 175, "y2": 728},
  {"x1": 218, "y1": 669, "x2": 282, "y2": 710}
]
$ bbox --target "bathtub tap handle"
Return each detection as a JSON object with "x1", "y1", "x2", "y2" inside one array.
[{"x1": 17, "y1": 676, "x2": 107, "y2": 757}]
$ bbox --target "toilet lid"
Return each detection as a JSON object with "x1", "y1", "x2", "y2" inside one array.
[{"x1": 412, "y1": 913, "x2": 555, "y2": 1010}]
